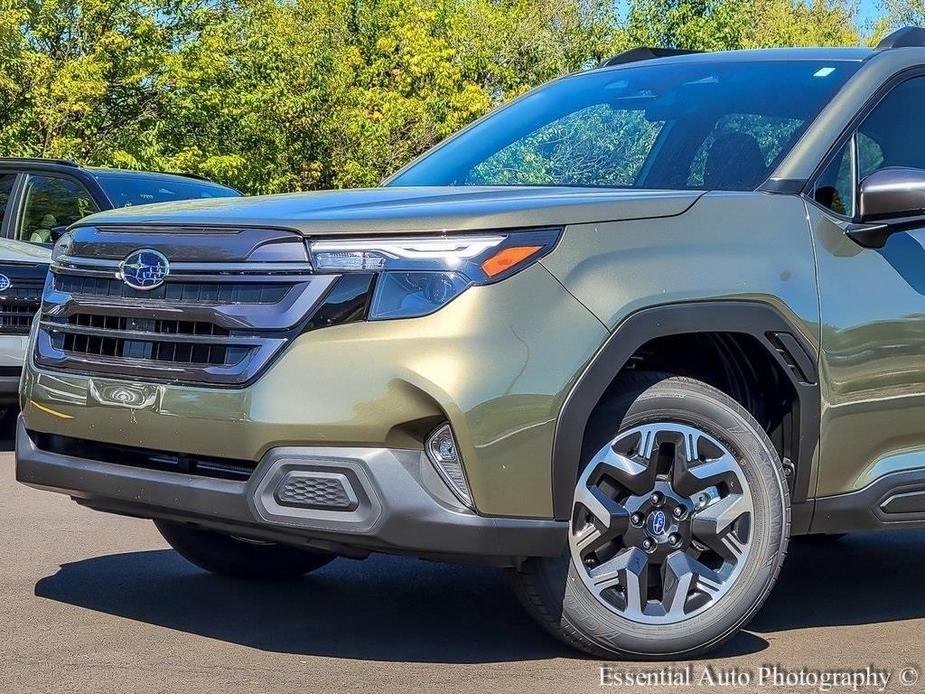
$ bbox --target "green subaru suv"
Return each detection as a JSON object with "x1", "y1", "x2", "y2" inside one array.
[{"x1": 17, "y1": 27, "x2": 925, "y2": 659}]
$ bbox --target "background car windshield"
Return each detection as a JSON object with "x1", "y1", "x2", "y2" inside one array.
[
  {"x1": 95, "y1": 173, "x2": 240, "y2": 207},
  {"x1": 389, "y1": 60, "x2": 860, "y2": 191}
]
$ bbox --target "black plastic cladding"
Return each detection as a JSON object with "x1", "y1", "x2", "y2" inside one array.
[{"x1": 551, "y1": 301, "x2": 822, "y2": 520}]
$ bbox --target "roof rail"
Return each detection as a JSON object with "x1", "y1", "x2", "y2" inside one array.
[
  {"x1": 599, "y1": 47, "x2": 702, "y2": 68},
  {"x1": 0, "y1": 157, "x2": 80, "y2": 168},
  {"x1": 876, "y1": 26, "x2": 925, "y2": 49}
]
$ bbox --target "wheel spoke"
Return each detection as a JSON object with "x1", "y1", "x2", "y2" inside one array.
[
  {"x1": 662, "y1": 552, "x2": 695, "y2": 616},
  {"x1": 573, "y1": 484, "x2": 629, "y2": 554},
  {"x1": 589, "y1": 547, "x2": 649, "y2": 617},
  {"x1": 673, "y1": 451, "x2": 739, "y2": 498},
  {"x1": 592, "y1": 445, "x2": 656, "y2": 496},
  {"x1": 692, "y1": 493, "x2": 752, "y2": 561}
]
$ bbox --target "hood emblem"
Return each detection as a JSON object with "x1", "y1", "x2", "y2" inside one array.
[
  {"x1": 119, "y1": 249, "x2": 170, "y2": 290},
  {"x1": 0, "y1": 274, "x2": 10, "y2": 292}
]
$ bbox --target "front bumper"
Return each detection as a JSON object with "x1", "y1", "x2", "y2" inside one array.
[
  {"x1": 15, "y1": 419, "x2": 565, "y2": 565},
  {"x1": 21, "y1": 264, "x2": 608, "y2": 517}
]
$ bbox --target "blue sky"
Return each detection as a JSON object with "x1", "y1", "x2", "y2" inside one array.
[{"x1": 857, "y1": 0, "x2": 883, "y2": 27}]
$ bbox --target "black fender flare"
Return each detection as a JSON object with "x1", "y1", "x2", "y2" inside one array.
[{"x1": 551, "y1": 300, "x2": 821, "y2": 520}]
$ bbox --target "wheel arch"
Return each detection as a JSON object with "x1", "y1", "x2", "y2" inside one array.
[{"x1": 552, "y1": 301, "x2": 821, "y2": 521}]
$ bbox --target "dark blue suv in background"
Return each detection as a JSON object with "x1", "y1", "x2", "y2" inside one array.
[
  {"x1": 0, "y1": 158, "x2": 240, "y2": 245},
  {"x1": 0, "y1": 158, "x2": 239, "y2": 416}
]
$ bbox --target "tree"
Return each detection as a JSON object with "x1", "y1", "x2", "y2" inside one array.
[
  {"x1": 626, "y1": 0, "x2": 860, "y2": 51},
  {"x1": 0, "y1": 0, "x2": 868, "y2": 194}
]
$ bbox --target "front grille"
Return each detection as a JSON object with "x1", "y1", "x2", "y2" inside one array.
[
  {"x1": 1, "y1": 302, "x2": 39, "y2": 333},
  {"x1": 30, "y1": 430, "x2": 257, "y2": 481},
  {"x1": 54, "y1": 275, "x2": 290, "y2": 304},
  {"x1": 34, "y1": 225, "x2": 353, "y2": 386},
  {"x1": 0, "y1": 265, "x2": 47, "y2": 335}
]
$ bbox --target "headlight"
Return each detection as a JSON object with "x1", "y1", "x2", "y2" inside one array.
[
  {"x1": 308, "y1": 228, "x2": 560, "y2": 319},
  {"x1": 51, "y1": 232, "x2": 73, "y2": 263}
]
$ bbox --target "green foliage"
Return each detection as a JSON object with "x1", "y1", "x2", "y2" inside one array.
[{"x1": 0, "y1": 0, "x2": 875, "y2": 194}]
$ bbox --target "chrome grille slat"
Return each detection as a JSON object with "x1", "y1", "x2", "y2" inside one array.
[{"x1": 43, "y1": 322, "x2": 252, "y2": 345}]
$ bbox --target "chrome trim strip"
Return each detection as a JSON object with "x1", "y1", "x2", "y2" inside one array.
[{"x1": 56, "y1": 257, "x2": 315, "y2": 273}]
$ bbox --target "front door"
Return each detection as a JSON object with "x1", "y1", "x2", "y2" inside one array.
[{"x1": 810, "y1": 74, "x2": 925, "y2": 500}]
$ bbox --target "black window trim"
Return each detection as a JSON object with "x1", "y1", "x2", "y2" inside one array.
[{"x1": 0, "y1": 171, "x2": 24, "y2": 241}]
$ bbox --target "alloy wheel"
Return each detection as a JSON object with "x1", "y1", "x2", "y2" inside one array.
[{"x1": 569, "y1": 422, "x2": 753, "y2": 625}]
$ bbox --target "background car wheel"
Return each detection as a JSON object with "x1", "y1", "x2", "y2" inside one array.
[
  {"x1": 506, "y1": 372, "x2": 790, "y2": 659},
  {"x1": 154, "y1": 520, "x2": 336, "y2": 580}
]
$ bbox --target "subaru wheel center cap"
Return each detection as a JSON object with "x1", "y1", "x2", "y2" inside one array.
[{"x1": 646, "y1": 509, "x2": 669, "y2": 537}]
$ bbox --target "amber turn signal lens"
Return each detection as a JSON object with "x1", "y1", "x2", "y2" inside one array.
[{"x1": 481, "y1": 245, "x2": 543, "y2": 278}]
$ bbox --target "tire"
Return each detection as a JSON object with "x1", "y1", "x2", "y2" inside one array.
[
  {"x1": 155, "y1": 520, "x2": 336, "y2": 580},
  {"x1": 506, "y1": 372, "x2": 790, "y2": 659}
]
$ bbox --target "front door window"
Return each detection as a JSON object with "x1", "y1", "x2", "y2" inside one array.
[{"x1": 17, "y1": 174, "x2": 98, "y2": 243}]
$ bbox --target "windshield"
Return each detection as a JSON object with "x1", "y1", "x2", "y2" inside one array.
[
  {"x1": 389, "y1": 60, "x2": 860, "y2": 191},
  {"x1": 96, "y1": 173, "x2": 240, "y2": 207}
]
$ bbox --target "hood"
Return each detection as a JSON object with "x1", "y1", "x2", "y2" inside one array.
[
  {"x1": 0, "y1": 238, "x2": 51, "y2": 264},
  {"x1": 76, "y1": 186, "x2": 703, "y2": 235}
]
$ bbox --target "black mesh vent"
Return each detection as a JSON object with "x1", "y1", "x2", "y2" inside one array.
[
  {"x1": 30, "y1": 430, "x2": 257, "y2": 481},
  {"x1": 52, "y1": 331, "x2": 248, "y2": 366},
  {"x1": 67, "y1": 313, "x2": 229, "y2": 337}
]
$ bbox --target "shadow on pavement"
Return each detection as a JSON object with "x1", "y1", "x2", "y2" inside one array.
[
  {"x1": 750, "y1": 529, "x2": 925, "y2": 633},
  {"x1": 34, "y1": 546, "x2": 769, "y2": 663},
  {"x1": 0, "y1": 405, "x2": 17, "y2": 452}
]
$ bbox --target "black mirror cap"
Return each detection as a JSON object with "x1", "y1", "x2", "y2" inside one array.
[
  {"x1": 49, "y1": 225, "x2": 68, "y2": 242},
  {"x1": 858, "y1": 167, "x2": 925, "y2": 223}
]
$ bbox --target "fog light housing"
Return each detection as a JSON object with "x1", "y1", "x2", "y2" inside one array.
[{"x1": 425, "y1": 423, "x2": 473, "y2": 508}]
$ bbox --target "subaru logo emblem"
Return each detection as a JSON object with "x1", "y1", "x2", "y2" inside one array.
[
  {"x1": 119, "y1": 249, "x2": 170, "y2": 290},
  {"x1": 0, "y1": 274, "x2": 10, "y2": 292},
  {"x1": 648, "y1": 510, "x2": 668, "y2": 536}
]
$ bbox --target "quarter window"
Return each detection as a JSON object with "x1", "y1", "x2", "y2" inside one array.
[
  {"x1": 17, "y1": 174, "x2": 98, "y2": 243},
  {"x1": 813, "y1": 140, "x2": 854, "y2": 217}
]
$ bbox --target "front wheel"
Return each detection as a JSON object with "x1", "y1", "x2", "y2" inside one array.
[
  {"x1": 155, "y1": 520, "x2": 336, "y2": 580},
  {"x1": 506, "y1": 373, "x2": 790, "y2": 659}
]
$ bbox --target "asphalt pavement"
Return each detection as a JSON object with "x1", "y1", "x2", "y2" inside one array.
[{"x1": 1, "y1": 438, "x2": 923, "y2": 693}]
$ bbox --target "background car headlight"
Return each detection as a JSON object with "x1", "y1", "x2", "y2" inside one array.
[
  {"x1": 308, "y1": 228, "x2": 560, "y2": 319},
  {"x1": 50, "y1": 232, "x2": 73, "y2": 263}
]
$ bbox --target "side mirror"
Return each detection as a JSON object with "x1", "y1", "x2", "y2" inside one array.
[
  {"x1": 847, "y1": 167, "x2": 925, "y2": 248},
  {"x1": 49, "y1": 225, "x2": 68, "y2": 242}
]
